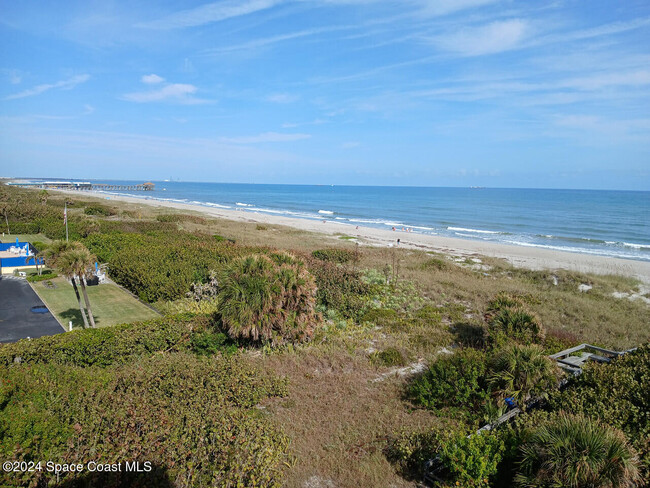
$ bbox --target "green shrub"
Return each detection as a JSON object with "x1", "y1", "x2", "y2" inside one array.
[
  {"x1": 548, "y1": 344, "x2": 650, "y2": 477},
  {"x1": 311, "y1": 248, "x2": 356, "y2": 264},
  {"x1": 386, "y1": 426, "x2": 452, "y2": 477},
  {"x1": 306, "y1": 256, "x2": 370, "y2": 319},
  {"x1": 83, "y1": 204, "x2": 114, "y2": 216},
  {"x1": 414, "y1": 305, "x2": 442, "y2": 324},
  {"x1": 84, "y1": 230, "x2": 251, "y2": 302},
  {"x1": 487, "y1": 308, "x2": 545, "y2": 348},
  {"x1": 386, "y1": 425, "x2": 504, "y2": 486},
  {"x1": 361, "y1": 267, "x2": 388, "y2": 285},
  {"x1": 515, "y1": 412, "x2": 641, "y2": 488},
  {"x1": 487, "y1": 292, "x2": 524, "y2": 313},
  {"x1": 361, "y1": 308, "x2": 399, "y2": 325},
  {"x1": 421, "y1": 257, "x2": 448, "y2": 271},
  {"x1": 0, "y1": 353, "x2": 289, "y2": 487},
  {"x1": 217, "y1": 253, "x2": 322, "y2": 346},
  {"x1": 0, "y1": 315, "x2": 207, "y2": 367},
  {"x1": 26, "y1": 272, "x2": 58, "y2": 282},
  {"x1": 439, "y1": 430, "x2": 505, "y2": 487},
  {"x1": 370, "y1": 347, "x2": 407, "y2": 367},
  {"x1": 409, "y1": 349, "x2": 490, "y2": 418},
  {"x1": 190, "y1": 331, "x2": 237, "y2": 356},
  {"x1": 30, "y1": 241, "x2": 46, "y2": 252},
  {"x1": 488, "y1": 344, "x2": 560, "y2": 405},
  {"x1": 156, "y1": 213, "x2": 183, "y2": 222}
]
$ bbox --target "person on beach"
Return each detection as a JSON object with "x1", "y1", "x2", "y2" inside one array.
[
  {"x1": 392, "y1": 227, "x2": 396, "y2": 231},
  {"x1": 397, "y1": 239, "x2": 400, "y2": 246}
]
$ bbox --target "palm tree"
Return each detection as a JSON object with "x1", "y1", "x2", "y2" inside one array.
[
  {"x1": 488, "y1": 344, "x2": 559, "y2": 405},
  {"x1": 516, "y1": 412, "x2": 641, "y2": 488},
  {"x1": 57, "y1": 245, "x2": 97, "y2": 328},
  {"x1": 217, "y1": 253, "x2": 320, "y2": 345},
  {"x1": 41, "y1": 240, "x2": 91, "y2": 328}
]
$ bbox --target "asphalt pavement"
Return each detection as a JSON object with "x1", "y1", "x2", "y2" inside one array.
[{"x1": 0, "y1": 276, "x2": 64, "y2": 343}]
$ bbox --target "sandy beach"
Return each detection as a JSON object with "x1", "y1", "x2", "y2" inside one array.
[{"x1": 51, "y1": 189, "x2": 650, "y2": 284}]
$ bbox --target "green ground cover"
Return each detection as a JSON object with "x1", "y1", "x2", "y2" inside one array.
[
  {"x1": 0, "y1": 233, "x2": 51, "y2": 244},
  {"x1": 31, "y1": 276, "x2": 159, "y2": 329}
]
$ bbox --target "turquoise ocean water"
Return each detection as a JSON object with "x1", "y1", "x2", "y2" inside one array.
[{"x1": 79, "y1": 181, "x2": 650, "y2": 262}]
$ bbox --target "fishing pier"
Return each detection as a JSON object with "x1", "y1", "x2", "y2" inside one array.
[{"x1": 8, "y1": 181, "x2": 155, "y2": 191}]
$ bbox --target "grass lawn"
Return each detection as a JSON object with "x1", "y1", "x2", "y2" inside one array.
[
  {"x1": 0, "y1": 233, "x2": 52, "y2": 244},
  {"x1": 32, "y1": 276, "x2": 159, "y2": 329}
]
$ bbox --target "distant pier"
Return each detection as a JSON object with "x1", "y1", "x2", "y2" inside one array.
[{"x1": 9, "y1": 181, "x2": 155, "y2": 191}]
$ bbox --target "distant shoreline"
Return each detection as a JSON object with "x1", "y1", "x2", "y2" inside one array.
[{"x1": 44, "y1": 187, "x2": 650, "y2": 284}]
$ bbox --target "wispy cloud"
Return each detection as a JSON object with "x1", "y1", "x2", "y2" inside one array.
[
  {"x1": 266, "y1": 93, "x2": 299, "y2": 103},
  {"x1": 200, "y1": 26, "x2": 351, "y2": 56},
  {"x1": 554, "y1": 114, "x2": 650, "y2": 141},
  {"x1": 136, "y1": 0, "x2": 282, "y2": 29},
  {"x1": 220, "y1": 132, "x2": 311, "y2": 143},
  {"x1": 2, "y1": 69, "x2": 23, "y2": 84},
  {"x1": 121, "y1": 77, "x2": 209, "y2": 104},
  {"x1": 141, "y1": 74, "x2": 165, "y2": 84},
  {"x1": 5, "y1": 74, "x2": 90, "y2": 100},
  {"x1": 417, "y1": 0, "x2": 501, "y2": 17},
  {"x1": 532, "y1": 17, "x2": 650, "y2": 47},
  {"x1": 341, "y1": 141, "x2": 360, "y2": 148},
  {"x1": 433, "y1": 19, "x2": 528, "y2": 56}
]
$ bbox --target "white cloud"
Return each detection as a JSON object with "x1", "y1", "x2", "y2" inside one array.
[
  {"x1": 83, "y1": 104, "x2": 95, "y2": 115},
  {"x1": 434, "y1": 19, "x2": 528, "y2": 56},
  {"x1": 220, "y1": 132, "x2": 311, "y2": 143},
  {"x1": 136, "y1": 0, "x2": 282, "y2": 29},
  {"x1": 121, "y1": 83, "x2": 207, "y2": 104},
  {"x1": 141, "y1": 74, "x2": 165, "y2": 84},
  {"x1": 5, "y1": 74, "x2": 90, "y2": 100}
]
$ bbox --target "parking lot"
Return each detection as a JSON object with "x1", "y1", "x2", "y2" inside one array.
[{"x1": 0, "y1": 276, "x2": 64, "y2": 343}]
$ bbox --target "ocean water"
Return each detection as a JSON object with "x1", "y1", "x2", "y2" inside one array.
[{"x1": 87, "y1": 181, "x2": 650, "y2": 262}]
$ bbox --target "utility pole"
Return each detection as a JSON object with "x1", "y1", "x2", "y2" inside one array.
[{"x1": 64, "y1": 201, "x2": 69, "y2": 242}]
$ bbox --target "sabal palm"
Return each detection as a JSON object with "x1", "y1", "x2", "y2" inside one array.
[
  {"x1": 56, "y1": 246, "x2": 97, "y2": 328},
  {"x1": 217, "y1": 253, "x2": 319, "y2": 345},
  {"x1": 42, "y1": 240, "x2": 96, "y2": 328},
  {"x1": 516, "y1": 413, "x2": 641, "y2": 488},
  {"x1": 488, "y1": 344, "x2": 559, "y2": 404}
]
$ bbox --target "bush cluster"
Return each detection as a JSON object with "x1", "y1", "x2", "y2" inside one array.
[
  {"x1": 548, "y1": 343, "x2": 650, "y2": 479},
  {"x1": 401, "y1": 344, "x2": 649, "y2": 487},
  {"x1": 84, "y1": 204, "x2": 114, "y2": 216},
  {"x1": 216, "y1": 253, "x2": 322, "y2": 346},
  {"x1": 26, "y1": 272, "x2": 58, "y2": 282},
  {"x1": 409, "y1": 348, "x2": 490, "y2": 418},
  {"x1": 305, "y1": 256, "x2": 371, "y2": 319},
  {"x1": 84, "y1": 231, "x2": 252, "y2": 302},
  {"x1": 0, "y1": 354, "x2": 289, "y2": 488},
  {"x1": 311, "y1": 248, "x2": 356, "y2": 264},
  {"x1": 0, "y1": 315, "x2": 210, "y2": 367}
]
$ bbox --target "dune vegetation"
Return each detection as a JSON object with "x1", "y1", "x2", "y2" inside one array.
[{"x1": 1, "y1": 185, "x2": 648, "y2": 487}]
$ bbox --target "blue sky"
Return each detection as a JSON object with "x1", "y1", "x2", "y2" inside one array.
[{"x1": 1, "y1": 0, "x2": 649, "y2": 189}]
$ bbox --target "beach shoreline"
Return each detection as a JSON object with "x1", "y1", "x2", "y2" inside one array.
[{"x1": 50, "y1": 188, "x2": 650, "y2": 284}]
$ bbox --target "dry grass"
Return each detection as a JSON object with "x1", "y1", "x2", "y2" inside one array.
[{"x1": 260, "y1": 348, "x2": 445, "y2": 488}]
